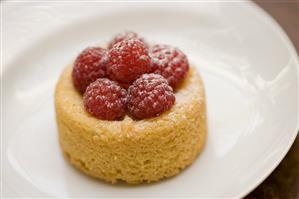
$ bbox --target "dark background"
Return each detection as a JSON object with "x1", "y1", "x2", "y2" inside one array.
[{"x1": 246, "y1": 1, "x2": 298, "y2": 198}]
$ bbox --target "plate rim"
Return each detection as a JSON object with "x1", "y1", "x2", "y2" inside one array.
[{"x1": 234, "y1": 1, "x2": 299, "y2": 198}]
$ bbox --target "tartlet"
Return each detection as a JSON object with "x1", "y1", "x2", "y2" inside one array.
[{"x1": 55, "y1": 64, "x2": 207, "y2": 184}]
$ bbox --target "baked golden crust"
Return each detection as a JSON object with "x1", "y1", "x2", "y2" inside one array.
[{"x1": 55, "y1": 65, "x2": 207, "y2": 184}]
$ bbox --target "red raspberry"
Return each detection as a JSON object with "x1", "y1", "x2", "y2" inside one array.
[
  {"x1": 108, "y1": 31, "x2": 146, "y2": 49},
  {"x1": 72, "y1": 47, "x2": 108, "y2": 94},
  {"x1": 118, "y1": 82, "x2": 131, "y2": 90},
  {"x1": 83, "y1": 78, "x2": 127, "y2": 121},
  {"x1": 127, "y1": 74, "x2": 175, "y2": 119},
  {"x1": 150, "y1": 45, "x2": 189, "y2": 88},
  {"x1": 107, "y1": 38, "x2": 151, "y2": 85}
]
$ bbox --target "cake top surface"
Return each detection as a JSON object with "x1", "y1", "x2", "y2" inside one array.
[{"x1": 55, "y1": 64, "x2": 205, "y2": 139}]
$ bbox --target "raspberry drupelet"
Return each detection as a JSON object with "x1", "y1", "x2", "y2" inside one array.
[
  {"x1": 127, "y1": 74, "x2": 175, "y2": 119},
  {"x1": 149, "y1": 44, "x2": 189, "y2": 89},
  {"x1": 72, "y1": 47, "x2": 108, "y2": 94}
]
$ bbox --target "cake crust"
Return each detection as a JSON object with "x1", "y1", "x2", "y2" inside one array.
[{"x1": 55, "y1": 65, "x2": 207, "y2": 184}]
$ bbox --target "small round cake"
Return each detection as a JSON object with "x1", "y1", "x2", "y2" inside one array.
[
  {"x1": 55, "y1": 31, "x2": 207, "y2": 184},
  {"x1": 55, "y1": 65, "x2": 207, "y2": 184}
]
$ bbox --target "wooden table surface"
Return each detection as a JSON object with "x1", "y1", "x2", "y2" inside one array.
[{"x1": 246, "y1": 1, "x2": 298, "y2": 198}]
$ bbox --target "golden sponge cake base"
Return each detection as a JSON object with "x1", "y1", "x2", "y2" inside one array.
[{"x1": 55, "y1": 65, "x2": 207, "y2": 184}]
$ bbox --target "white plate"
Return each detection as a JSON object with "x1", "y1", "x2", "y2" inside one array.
[{"x1": 2, "y1": 2, "x2": 299, "y2": 198}]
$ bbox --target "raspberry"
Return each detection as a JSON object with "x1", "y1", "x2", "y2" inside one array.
[
  {"x1": 107, "y1": 38, "x2": 151, "y2": 85},
  {"x1": 119, "y1": 82, "x2": 131, "y2": 90},
  {"x1": 83, "y1": 78, "x2": 127, "y2": 121},
  {"x1": 72, "y1": 47, "x2": 108, "y2": 93},
  {"x1": 127, "y1": 74, "x2": 175, "y2": 119},
  {"x1": 108, "y1": 31, "x2": 146, "y2": 49},
  {"x1": 150, "y1": 45, "x2": 189, "y2": 88}
]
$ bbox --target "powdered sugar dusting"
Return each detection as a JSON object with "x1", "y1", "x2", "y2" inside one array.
[
  {"x1": 127, "y1": 74, "x2": 175, "y2": 119},
  {"x1": 72, "y1": 47, "x2": 108, "y2": 93},
  {"x1": 107, "y1": 38, "x2": 151, "y2": 84},
  {"x1": 108, "y1": 31, "x2": 147, "y2": 49},
  {"x1": 83, "y1": 78, "x2": 127, "y2": 121},
  {"x1": 149, "y1": 44, "x2": 189, "y2": 88}
]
